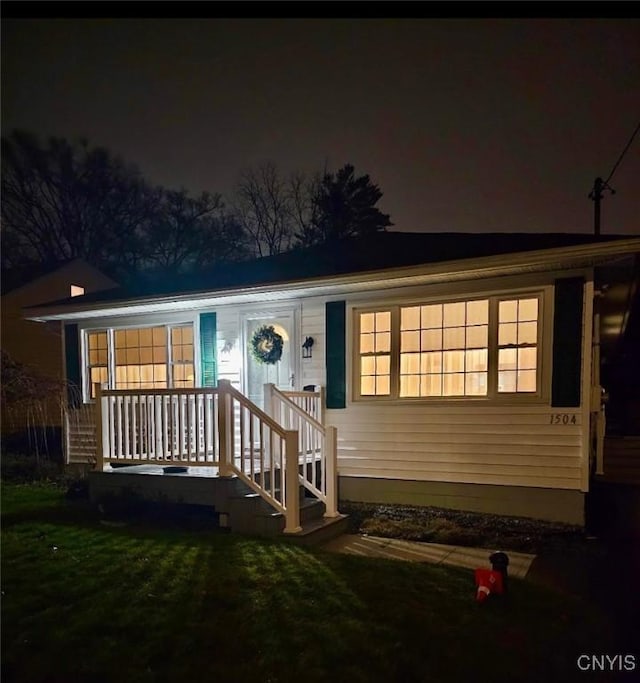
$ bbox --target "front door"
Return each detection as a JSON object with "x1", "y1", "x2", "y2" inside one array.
[{"x1": 244, "y1": 309, "x2": 298, "y2": 410}]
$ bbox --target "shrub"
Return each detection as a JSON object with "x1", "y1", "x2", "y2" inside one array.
[{"x1": 0, "y1": 452, "x2": 63, "y2": 483}]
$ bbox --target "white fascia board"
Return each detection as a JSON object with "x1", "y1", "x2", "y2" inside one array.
[{"x1": 25, "y1": 238, "x2": 640, "y2": 322}]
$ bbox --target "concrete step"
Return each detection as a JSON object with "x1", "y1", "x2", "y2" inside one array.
[
  {"x1": 226, "y1": 493, "x2": 326, "y2": 536},
  {"x1": 226, "y1": 485, "x2": 310, "y2": 514},
  {"x1": 280, "y1": 514, "x2": 350, "y2": 546}
]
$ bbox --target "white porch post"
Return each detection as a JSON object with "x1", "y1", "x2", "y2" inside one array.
[
  {"x1": 94, "y1": 383, "x2": 105, "y2": 471},
  {"x1": 217, "y1": 379, "x2": 232, "y2": 476},
  {"x1": 263, "y1": 383, "x2": 274, "y2": 418},
  {"x1": 318, "y1": 385, "x2": 326, "y2": 425},
  {"x1": 324, "y1": 425, "x2": 339, "y2": 518},
  {"x1": 283, "y1": 429, "x2": 302, "y2": 533}
]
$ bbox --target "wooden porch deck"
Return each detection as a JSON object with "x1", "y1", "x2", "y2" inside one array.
[
  {"x1": 103, "y1": 463, "x2": 223, "y2": 477},
  {"x1": 86, "y1": 381, "x2": 340, "y2": 538},
  {"x1": 89, "y1": 459, "x2": 348, "y2": 544}
]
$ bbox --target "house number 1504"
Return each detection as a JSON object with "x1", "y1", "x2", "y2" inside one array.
[{"x1": 549, "y1": 414, "x2": 577, "y2": 425}]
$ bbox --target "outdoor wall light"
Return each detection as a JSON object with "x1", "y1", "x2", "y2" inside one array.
[
  {"x1": 221, "y1": 340, "x2": 234, "y2": 356},
  {"x1": 302, "y1": 336, "x2": 314, "y2": 359}
]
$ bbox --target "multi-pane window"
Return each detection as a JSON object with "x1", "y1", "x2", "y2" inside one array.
[
  {"x1": 87, "y1": 331, "x2": 109, "y2": 398},
  {"x1": 84, "y1": 323, "x2": 194, "y2": 398},
  {"x1": 400, "y1": 300, "x2": 488, "y2": 397},
  {"x1": 359, "y1": 311, "x2": 391, "y2": 395},
  {"x1": 171, "y1": 326, "x2": 195, "y2": 388},
  {"x1": 114, "y1": 326, "x2": 167, "y2": 389},
  {"x1": 356, "y1": 293, "x2": 541, "y2": 400},
  {"x1": 497, "y1": 298, "x2": 538, "y2": 393}
]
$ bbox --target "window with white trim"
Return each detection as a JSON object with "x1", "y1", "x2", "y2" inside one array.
[
  {"x1": 355, "y1": 294, "x2": 541, "y2": 400},
  {"x1": 497, "y1": 298, "x2": 538, "y2": 393},
  {"x1": 84, "y1": 323, "x2": 194, "y2": 399},
  {"x1": 87, "y1": 331, "x2": 109, "y2": 399},
  {"x1": 359, "y1": 311, "x2": 391, "y2": 396},
  {"x1": 170, "y1": 325, "x2": 195, "y2": 388}
]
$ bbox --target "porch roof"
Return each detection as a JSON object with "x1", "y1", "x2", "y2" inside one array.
[{"x1": 25, "y1": 231, "x2": 639, "y2": 321}]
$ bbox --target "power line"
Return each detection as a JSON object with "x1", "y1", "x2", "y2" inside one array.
[
  {"x1": 589, "y1": 120, "x2": 640, "y2": 235},
  {"x1": 604, "y1": 119, "x2": 640, "y2": 186}
]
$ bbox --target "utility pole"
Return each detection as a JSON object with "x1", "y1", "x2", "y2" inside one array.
[
  {"x1": 588, "y1": 176, "x2": 614, "y2": 236},
  {"x1": 589, "y1": 120, "x2": 639, "y2": 236}
]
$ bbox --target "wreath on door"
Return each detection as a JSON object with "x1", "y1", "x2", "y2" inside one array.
[{"x1": 250, "y1": 325, "x2": 284, "y2": 365}]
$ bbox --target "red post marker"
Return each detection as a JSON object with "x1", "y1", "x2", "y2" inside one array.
[{"x1": 475, "y1": 568, "x2": 504, "y2": 602}]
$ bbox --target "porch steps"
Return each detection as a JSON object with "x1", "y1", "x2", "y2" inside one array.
[
  {"x1": 224, "y1": 480, "x2": 348, "y2": 544},
  {"x1": 280, "y1": 514, "x2": 350, "y2": 546},
  {"x1": 88, "y1": 467, "x2": 348, "y2": 545}
]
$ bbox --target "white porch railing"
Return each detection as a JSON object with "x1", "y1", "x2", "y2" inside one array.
[
  {"x1": 96, "y1": 387, "x2": 220, "y2": 465},
  {"x1": 95, "y1": 381, "x2": 303, "y2": 533},
  {"x1": 278, "y1": 386, "x2": 325, "y2": 425},
  {"x1": 263, "y1": 383, "x2": 338, "y2": 518}
]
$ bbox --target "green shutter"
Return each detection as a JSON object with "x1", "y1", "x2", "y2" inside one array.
[
  {"x1": 200, "y1": 313, "x2": 217, "y2": 387},
  {"x1": 551, "y1": 277, "x2": 584, "y2": 407},
  {"x1": 64, "y1": 324, "x2": 82, "y2": 408},
  {"x1": 325, "y1": 301, "x2": 346, "y2": 409}
]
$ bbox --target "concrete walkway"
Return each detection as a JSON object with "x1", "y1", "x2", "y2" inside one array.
[{"x1": 322, "y1": 534, "x2": 536, "y2": 579}]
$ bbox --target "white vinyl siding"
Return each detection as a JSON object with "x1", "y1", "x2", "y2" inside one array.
[
  {"x1": 215, "y1": 308, "x2": 242, "y2": 389},
  {"x1": 327, "y1": 403, "x2": 583, "y2": 490},
  {"x1": 300, "y1": 299, "x2": 326, "y2": 388},
  {"x1": 65, "y1": 405, "x2": 97, "y2": 464}
]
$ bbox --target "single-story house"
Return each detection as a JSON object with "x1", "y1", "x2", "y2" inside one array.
[
  {"x1": 24, "y1": 232, "x2": 640, "y2": 530},
  {"x1": 2, "y1": 258, "x2": 117, "y2": 451}
]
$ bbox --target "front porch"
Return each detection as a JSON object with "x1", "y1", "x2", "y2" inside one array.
[{"x1": 88, "y1": 380, "x2": 347, "y2": 540}]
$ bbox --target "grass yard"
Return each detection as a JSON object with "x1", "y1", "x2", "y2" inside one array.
[{"x1": 1, "y1": 482, "x2": 616, "y2": 683}]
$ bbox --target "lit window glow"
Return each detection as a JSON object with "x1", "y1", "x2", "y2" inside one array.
[
  {"x1": 359, "y1": 311, "x2": 391, "y2": 395},
  {"x1": 498, "y1": 298, "x2": 538, "y2": 393},
  {"x1": 85, "y1": 323, "x2": 194, "y2": 398},
  {"x1": 356, "y1": 294, "x2": 540, "y2": 400},
  {"x1": 399, "y1": 300, "x2": 488, "y2": 397}
]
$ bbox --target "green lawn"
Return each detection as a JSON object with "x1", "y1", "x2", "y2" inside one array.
[{"x1": 1, "y1": 482, "x2": 614, "y2": 683}]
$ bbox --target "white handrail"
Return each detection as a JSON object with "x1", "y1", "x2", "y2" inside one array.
[
  {"x1": 95, "y1": 380, "x2": 304, "y2": 532},
  {"x1": 225, "y1": 381, "x2": 288, "y2": 435},
  {"x1": 266, "y1": 383, "x2": 338, "y2": 518},
  {"x1": 219, "y1": 380, "x2": 301, "y2": 533},
  {"x1": 101, "y1": 386, "x2": 217, "y2": 397},
  {"x1": 281, "y1": 386, "x2": 324, "y2": 425},
  {"x1": 273, "y1": 391, "x2": 324, "y2": 432}
]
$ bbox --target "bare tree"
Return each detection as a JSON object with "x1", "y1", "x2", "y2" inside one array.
[
  {"x1": 1, "y1": 130, "x2": 251, "y2": 282},
  {"x1": 232, "y1": 162, "x2": 299, "y2": 257},
  {"x1": 143, "y1": 189, "x2": 250, "y2": 274},
  {"x1": 290, "y1": 170, "x2": 322, "y2": 242},
  {"x1": 1, "y1": 130, "x2": 158, "y2": 274}
]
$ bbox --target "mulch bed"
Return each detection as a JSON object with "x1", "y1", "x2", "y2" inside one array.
[{"x1": 339, "y1": 500, "x2": 594, "y2": 555}]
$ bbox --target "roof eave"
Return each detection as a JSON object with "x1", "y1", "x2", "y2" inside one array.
[{"x1": 25, "y1": 238, "x2": 640, "y2": 322}]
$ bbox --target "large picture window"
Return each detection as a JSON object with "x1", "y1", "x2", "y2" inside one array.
[
  {"x1": 399, "y1": 300, "x2": 488, "y2": 397},
  {"x1": 84, "y1": 323, "x2": 194, "y2": 399},
  {"x1": 356, "y1": 294, "x2": 541, "y2": 401}
]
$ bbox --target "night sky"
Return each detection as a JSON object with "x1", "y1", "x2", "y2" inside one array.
[{"x1": 2, "y1": 16, "x2": 639, "y2": 236}]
